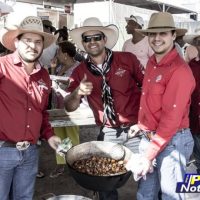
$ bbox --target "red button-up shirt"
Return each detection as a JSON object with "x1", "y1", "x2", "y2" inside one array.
[
  {"x1": 138, "y1": 48, "x2": 195, "y2": 161},
  {"x1": 0, "y1": 51, "x2": 54, "y2": 144},
  {"x1": 67, "y1": 51, "x2": 144, "y2": 127},
  {"x1": 189, "y1": 58, "x2": 200, "y2": 135}
]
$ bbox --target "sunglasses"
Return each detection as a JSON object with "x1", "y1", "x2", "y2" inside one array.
[{"x1": 82, "y1": 34, "x2": 104, "y2": 43}]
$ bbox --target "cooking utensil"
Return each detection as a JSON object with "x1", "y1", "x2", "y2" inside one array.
[
  {"x1": 66, "y1": 141, "x2": 133, "y2": 191},
  {"x1": 109, "y1": 144, "x2": 126, "y2": 160}
]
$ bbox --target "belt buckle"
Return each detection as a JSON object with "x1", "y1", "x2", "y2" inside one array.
[
  {"x1": 16, "y1": 141, "x2": 30, "y2": 151},
  {"x1": 120, "y1": 124, "x2": 129, "y2": 129},
  {"x1": 142, "y1": 131, "x2": 153, "y2": 141}
]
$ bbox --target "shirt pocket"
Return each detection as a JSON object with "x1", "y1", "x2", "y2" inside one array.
[
  {"x1": 147, "y1": 84, "x2": 165, "y2": 113},
  {"x1": 149, "y1": 84, "x2": 165, "y2": 95}
]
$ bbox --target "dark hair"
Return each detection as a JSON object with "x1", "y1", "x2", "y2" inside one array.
[
  {"x1": 0, "y1": 43, "x2": 7, "y2": 54},
  {"x1": 58, "y1": 41, "x2": 76, "y2": 57},
  {"x1": 55, "y1": 26, "x2": 69, "y2": 42}
]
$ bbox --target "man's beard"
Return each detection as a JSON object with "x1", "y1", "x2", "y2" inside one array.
[{"x1": 18, "y1": 50, "x2": 43, "y2": 63}]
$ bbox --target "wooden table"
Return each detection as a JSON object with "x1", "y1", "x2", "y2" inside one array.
[{"x1": 48, "y1": 107, "x2": 96, "y2": 127}]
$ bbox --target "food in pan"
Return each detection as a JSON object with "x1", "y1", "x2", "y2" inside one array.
[{"x1": 72, "y1": 155, "x2": 127, "y2": 176}]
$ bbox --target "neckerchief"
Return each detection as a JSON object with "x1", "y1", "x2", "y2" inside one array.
[{"x1": 85, "y1": 48, "x2": 116, "y2": 125}]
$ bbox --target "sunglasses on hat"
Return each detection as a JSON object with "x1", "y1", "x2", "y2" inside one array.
[{"x1": 82, "y1": 34, "x2": 105, "y2": 43}]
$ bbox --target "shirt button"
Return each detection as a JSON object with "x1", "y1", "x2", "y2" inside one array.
[
  {"x1": 28, "y1": 91, "x2": 31, "y2": 94},
  {"x1": 28, "y1": 108, "x2": 32, "y2": 111},
  {"x1": 199, "y1": 102, "x2": 200, "y2": 105},
  {"x1": 140, "y1": 107, "x2": 142, "y2": 110},
  {"x1": 142, "y1": 92, "x2": 145, "y2": 95},
  {"x1": 154, "y1": 66, "x2": 157, "y2": 69},
  {"x1": 173, "y1": 104, "x2": 177, "y2": 108},
  {"x1": 27, "y1": 125, "x2": 30, "y2": 128},
  {"x1": 148, "y1": 79, "x2": 150, "y2": 82}
]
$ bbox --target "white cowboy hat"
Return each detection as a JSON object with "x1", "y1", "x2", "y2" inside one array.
[
  {"x1": 125, "y1": 15, "x2": 144, "y2": 27},
  {"x1": 0, "y1": 16, "x2": 58, "y2": 51},
  {"x1": 136, "y1": 12, "x2": 187, "y2": 36},
  {"x1": 183, "y1": 28, "x2": 200, "y2": 45},
  {"x1": 69, "y1": 17, "x2": 119, "y2": 51}
]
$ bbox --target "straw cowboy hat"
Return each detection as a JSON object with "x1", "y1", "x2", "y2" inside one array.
[
  {"x1": 42, "y1": 19, "x2": 56, "y2": 32},
  {"x1": 136, "y1": 12, "x2": 187, "y2": 36},
  {"x1": 125, "y1": 15, "x2": 144, "y2": 27},
  {"x1": 69, "y1": 17, "x2": 119, "y2": 51},
  {"x1": 183, "y1": 28, "x2": 200, "y2": 45},
  {"x1": 0, "y1": 16, "x2": 58, "y2": 51}
]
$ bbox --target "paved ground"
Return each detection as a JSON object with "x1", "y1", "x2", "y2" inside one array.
[{"x1": 33, "y1": 125, "x2": 200, "y2": 200}]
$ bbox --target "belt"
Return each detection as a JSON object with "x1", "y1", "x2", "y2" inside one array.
[
  {"x1": 139, "y1": 130, "x2": 155, "y2": 141},
  {"x1": 0, "y1": 141, "x2": 31, "y2": 150},
  {"x1": 140, "y1": 128, "x2": 188, "y2": 141}
]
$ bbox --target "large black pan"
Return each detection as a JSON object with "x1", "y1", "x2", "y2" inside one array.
[{"x1": 66, "y1": 141, "x2": 133, "y2": 191}]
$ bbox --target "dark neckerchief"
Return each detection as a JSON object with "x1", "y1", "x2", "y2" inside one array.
[{"x1": 85, "y1": 48, "x2": 116, "y2": 126}]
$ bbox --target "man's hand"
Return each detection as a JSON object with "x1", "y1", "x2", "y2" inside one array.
[
  {"x1": 128, "y1": 124, "x2": 141, "y2": 138},
  {"x1": 138, "y1": 156, "x2": 153, "y2": 176},
  {"x1": 78, "y1": 74, "x2": 93, "y2": 96},
  {"x1": 125, "y1": 154, "x2": 154, "y2": 180},
  {"x1": 48, "y1": 135, "x2": 62, "y2": 150}
]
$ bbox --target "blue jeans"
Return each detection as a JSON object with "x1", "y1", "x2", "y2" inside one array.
[
  {"x1": 0, "y1": 145, "x2": 39, "y2": 200},
  {"x1": 97, "y1": 126, "x2": 141, "y2": 200},
  {"x1": 137, "y1": 128, "x2": 194, "y2": 200}
]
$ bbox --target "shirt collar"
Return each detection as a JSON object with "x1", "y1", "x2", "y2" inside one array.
[{"x1": 149, "y1": 48, "x2": 179, "y2": 67}]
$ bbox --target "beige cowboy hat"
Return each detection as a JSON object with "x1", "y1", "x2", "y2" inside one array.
[
  {"x1": 183, "y1": 28, "x2": 200, "y2": 45},
  {"x1": 69, "y1": 17, "x2": 119, "y2": 51},
  {"x1": 0, "y1": 16, "x2": 58, "y2": 51},
  {"x1": 136, "y1": 12, "x2": 187, "y2": 36},
  {"x1": 125, "y1": 15, "x2": 144, "y2": 27}
]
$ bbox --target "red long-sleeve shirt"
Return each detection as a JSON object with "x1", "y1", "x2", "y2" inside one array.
[
  {"x1": 0, "y1": 51, "x2": 54, "y2": 144},
  {"x1": 138, "y1": 48, "x2": 195, "y2": 161},
  {"x1": 67, "y1": 51, "x2": 144, "y2": 127}
]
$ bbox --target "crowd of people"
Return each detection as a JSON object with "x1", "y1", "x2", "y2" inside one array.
[{"x1": 0, "y1": 9, "x2": 200, "y2": 200}]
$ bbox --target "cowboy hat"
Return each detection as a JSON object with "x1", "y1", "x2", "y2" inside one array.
[
  {"x1": 183, "y1": 28, "x2": 200, "y2": 45},
  {"x1": 0, "y1": 16, "x2": 58, "y2": 51},
  {"x1": 42, "y1": 19, "x2": 56, "y2": 32},
  {"x1": 69, "y1": 17, "x2": 119, "y2": 51},
  {"x1": 136, "y1": 12, "x2": 186, "y2": 36},
  {"x1": 125, "y1": 15, "x2": 144, "y2": 27}
]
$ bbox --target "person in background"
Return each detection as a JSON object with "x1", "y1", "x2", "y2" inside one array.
[
  {"x1": 127, "y1": 12, "x2": 195, "y2": 200},
  {"x1": 39, "y1": 19, "x2": 58, "y2": 72},
  {"x1": 186, "y1": 32, "x2": 200, "y2": 174},
  {"x1": 49, "y1": 41, "x2": 81, "y2": 178},
  {"x1": 0, "y1": 16, "x2": 61, "y2": 200},
  {"x1": 183, "y1": 28, "x2": 200, "y2": 63},
  {"x1": 175, "y1": 28, "x2": 188, "y2": 58},
  {"x1": 122, "y1": 15, "x2": 153, "y2": 68},
  {"x1": 55, "y1": 26, "x2": 69, "y2": 43},
  {"x1": 64, "y1": 17, "x2": 144, "y2": 200}
]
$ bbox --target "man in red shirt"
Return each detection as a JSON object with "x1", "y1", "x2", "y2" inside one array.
[
  {"x1": 0, "y1": 16, "x2": 61, "y2": 200},
  {"x1": 186, "y1": 32, "x2": 200, "y2": 174},
  {"x1": 64, "y1": 17, "x2": 144, "y2": 200},
  {"x1": 128, "y1": 12, "x2": 195, "y2": 199}
]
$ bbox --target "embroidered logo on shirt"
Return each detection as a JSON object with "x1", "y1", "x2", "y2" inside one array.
[
  {"x1": 38, "y1": 79, "x2": 48, "y2": 90},
  {"x1": 155, "y1": 75, "x2": 162, "y2": 82},
  {"x1": 115, "y1": 67, "x2": 126, "y2": 77}
]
